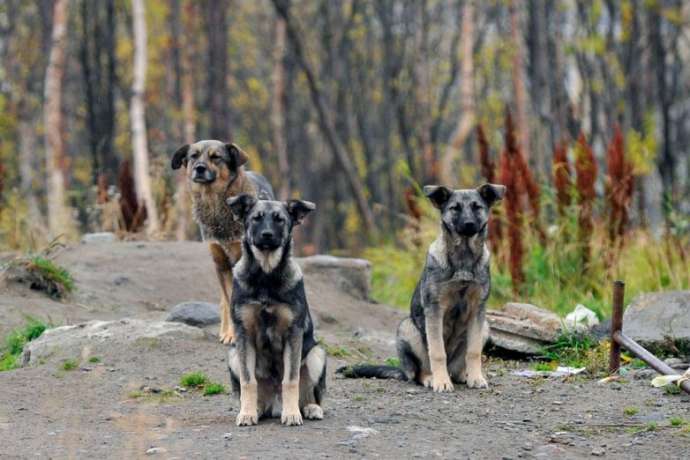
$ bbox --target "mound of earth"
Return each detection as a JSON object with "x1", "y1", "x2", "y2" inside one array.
[{"x1": 0, "y1": 241, "x2": 688, "y2": 458}]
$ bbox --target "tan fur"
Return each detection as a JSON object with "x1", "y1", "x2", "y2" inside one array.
[{"x1": 183, "y1": 145, "x2": 257, "y2": 344}]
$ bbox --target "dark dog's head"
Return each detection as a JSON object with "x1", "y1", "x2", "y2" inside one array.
[
  {"x1": 423, "y1": 183, "x2": 506, "y2": 238},
  {"x1": 171, "y1": 140, "x2": 248, "y2": 191},
  {"x1": 227, "y1": 194, "x2": 315, "y2": 271}
]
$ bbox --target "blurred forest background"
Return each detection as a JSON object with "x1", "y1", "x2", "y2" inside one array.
[{"x1": 0, "y1": 0, "x2": 688, "y2": 314}]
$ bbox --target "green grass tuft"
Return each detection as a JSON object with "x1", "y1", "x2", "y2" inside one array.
[
  {"x1": 61, "y1": 359, "x2": 78, "y2": 371},
  {"x1": 669, "y1": 417, "x2": 685, "y2": 427},
  {"x1": 180, "y1": 371, "x2": 209, "y2": 388},
  {"x1": 0, "y1": 319, "x2": 49, "y2": 372},
  {"x1": 385, "y1": 357, "x2": 400, "y2": 367},
  {"x1": 28, "y1": 256, "x2": 75, "y2": 294},
  {"x1": 203, "y1": 383, "x2": 226, "y2": 396},
  {"x1": 624, "y1": 406, "x2": 639, "y2": 416},
  {"x1": 88, "y1": 356, "x2": 101, "y2": 363}
]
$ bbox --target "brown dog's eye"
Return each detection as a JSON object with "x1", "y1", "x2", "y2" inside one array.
[{"x1": 190, "y1": 152, "x2": 199, "y2": 160}]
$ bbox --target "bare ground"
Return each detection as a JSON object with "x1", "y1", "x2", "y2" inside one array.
[{"x1": 0, "y1": 241, "x2": 688, "y2": 459}]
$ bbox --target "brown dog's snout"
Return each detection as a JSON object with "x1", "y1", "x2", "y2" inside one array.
[{"x1": 194, "y1": 163, "x2": 207, "y2": 173}]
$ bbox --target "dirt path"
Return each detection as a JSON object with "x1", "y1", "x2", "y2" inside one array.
[{"x1": 1, "y1": 242, "x2": 688, "y2": 459}]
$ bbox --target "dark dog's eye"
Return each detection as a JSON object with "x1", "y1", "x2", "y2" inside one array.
[
  {"x1": 471, "y1": 202, "x2": 482, "y2": 211},
  {"x1": 449, "y1": 204, "x2": 461, "y2": 212},
  {"x1": 252, "y1": 212, "x2": 263, "y2": 221},
  {"x1": 273, "y1": 213, "x2": 285, "y2": 224}
]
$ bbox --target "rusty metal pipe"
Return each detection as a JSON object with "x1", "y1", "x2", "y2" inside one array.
[{"x1": 608, "y1": 280, "x2": 690, "y2": 395}]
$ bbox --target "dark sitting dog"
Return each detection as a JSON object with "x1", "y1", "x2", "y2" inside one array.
[
  {"x1": 339, "y1": 184, "x2": 505, "y2": 392},
  {"x1": 171, "y1": 140, "x2": 274, "y2": 344},
  {"x1": 225, "y1": 194, "x2": 326, "y2": 426}
]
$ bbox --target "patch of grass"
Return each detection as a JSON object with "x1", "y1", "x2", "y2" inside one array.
[
  {"x1": 645, "y1": 422, "x2": 657, "y2": 432},
  {"x1": 532, "y1": 362, "x2": 556, "y2": 372},
  {"x1": 88, "y1": 356, "x2": 101, "y2": 363},
  {"x1": 352, "y1": 394, "x2": 365, "y2": 402},
  {"x1": 203, "y1": 383, "x2": 226, "y2": 396},
  {"x1": 385, "y1": 357, "x2": 400, "y2": 367},
  {"x1": 180, "y1": 371, "x2": 209, "y2": 388},
  {"x1": 669, "y1": 417, "x2": 685, "y2": 427},
  {"x1": 27, "y1": 256, "x2": 75, "y2": 294},
  {"x1": 624, "y1": 406, "x2": 639, "y2": 416},
  {"x1": 319, "y1": 339, "x2": 352, "y2": 359},
  {"x1": 61, "y1": 359, "x2": 78, "y2": 371},
  {"x1": 128, "y1": 388, "x2": 180, "y2": 404},
  {"x1": 0, "y1": 319, "x2": 49, "y2": 371},
  {"x1": 664, "y1": 385, "x2": 681, "y2": 395}
]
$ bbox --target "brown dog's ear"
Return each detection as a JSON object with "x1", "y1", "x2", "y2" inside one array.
[
  {"x1": 226, "y1": 193, "x2": 257, "y2": 220},
  {"x1": 423, "y1": 185, "x2": 452, "y2": 209},
  {"x1": 171, "y1": 145, "x2": 190, "y2": 170},
  {"x1": 286, "y1": 200, "x2": 315, "y2": 226},
  {"x1": 226, "y1": 143, "x2": 249, "y2": 168},
  {"x1": 477, "y1": 183, "x2": 506, "y2": 207}
]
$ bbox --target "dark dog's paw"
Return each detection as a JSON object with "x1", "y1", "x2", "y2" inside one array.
[
  {"x1": 303, "y1": 404, "x2": 324, "y2": 420},
  {"x1": 236, "y1": 412, "x2": 258, "y2": 426},
  {"x1": 281, "y1": 410, "x2": 303, "y2": 426},
  {"x1": 465, "y1": 374, "x2": 488, "y2": 389}
]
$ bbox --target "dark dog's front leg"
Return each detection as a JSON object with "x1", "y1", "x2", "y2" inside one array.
[
  {"x1": 424, "y1": 304, "x2": 454, "y2": 393},
  {"x1": 281, "y1": 328, "x2": 303, "y2": 426},
  {"x1": 464, "y1": 285, "x2": 489, "y2": 389},
  {"x1": 235, "y1": 331, "x2": 259, "y2": 426}
]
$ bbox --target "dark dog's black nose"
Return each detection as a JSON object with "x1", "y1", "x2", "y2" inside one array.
[
  {"x1": 461, "y1": 222, "x2": 478, "y2": 235},
  {"x1": 194, "y1": 164, "x2": 207, "y2": 174},
  {"x1": 261, "y1": 230, "x2": 274, "y2": 240}
]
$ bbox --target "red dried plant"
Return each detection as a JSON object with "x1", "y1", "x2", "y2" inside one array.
[
  {"x1": 552, "y1": 139, "x2": 572, "y2": 216},
  {"x1": 97, "y1": 173, "x2": 109, "y2": 205},
  {"x1": 499, "y1": 112, "x2": 525, "y2": 291},
  {"x1": 404, "y1": 186, "x2": 422, "y2": 248},
  {"x1": 118, "y1": 160, "x2": 146, "y2": 232},
  {"x1": 574, "y1": 133, "x2": 598, "y2": 269},
  {"x1": 605, "y1": 125, "x2": 634, "y2": 247},
  {"x1": 477, "y1": 124, "x2": 503, "y2": 248},
  {"x1": 0, "y1": 163, "x2": 5, "y2": 219}
]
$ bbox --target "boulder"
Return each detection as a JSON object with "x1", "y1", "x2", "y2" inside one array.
[
  {"x1": 623, "y1": 291, "x2": 690, "y2": 351},
  {"x1": 487, "y1": 303, "x2": 562, "y2": 355},
  {"x1": 166, "y1": 301, "x2": 219, "y2": 327},
  {"x1": 298, "y1": 255, "x2": 371, "y2": 300},
  {"x1": 22, "y1": 319, "x2": 207, "y2": 366}
]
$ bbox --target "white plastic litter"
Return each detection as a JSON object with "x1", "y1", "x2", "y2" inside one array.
[
  {"x1": 651, "y1": 368, "x2": 690, "y2": 388},
  {"x1": 563, "y1": 304, "x2": 600, "y2": 333},
  {"x1": 513, "y1": 366, "x2": 586, "y2": 378}
]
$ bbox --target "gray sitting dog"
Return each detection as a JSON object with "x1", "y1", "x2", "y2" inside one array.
[
  {"x1": 225, "y1": 194, "x2": 326, "y2": 426},
  {"x1": 339, "y1": 183, "x2": 505, "y2": 392}
]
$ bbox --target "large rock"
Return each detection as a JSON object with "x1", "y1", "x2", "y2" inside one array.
[
  {"x1": 80, "y1": 232, "x2": 117, "y2": 244},
  {"x1": 298, "y1": 255, "x2": 371, "y2": 300},
  {"x1": 22, "y1": 319, "x2": 207, "y2": 366},
  {"x1": 487, "y1": 303, "x2": 562, "y2": 355},
  {"x1": 166, "y1": 301, "x2": 219, "y2": 327},
  {"x1": 623, "y1": 291, "x2": 690, "y2": 350}
]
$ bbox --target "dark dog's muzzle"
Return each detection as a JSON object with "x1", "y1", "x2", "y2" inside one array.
[
  {"x1": 457, "y1": 221, "x2": 479, "y2": 237},
  {"x1": 192, "y1": 163, "x2": 216, "y2": 183}
]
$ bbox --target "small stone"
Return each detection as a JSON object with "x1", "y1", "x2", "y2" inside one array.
[
  {"x1": 166, "y1": 302, "x2": 220, "y2": 327},
  {"x1": 81, "y1": 232, "x2": 116, "y2": 244},
  {"x1": 223, "y1": 433, "x2": 232, "y2": 440},
  {"x1": 591, "y1": 448, "x2": 605, "y2": 456},
  {"x1": 146, "y1": 447, "x2": 166, "y2": 455}
]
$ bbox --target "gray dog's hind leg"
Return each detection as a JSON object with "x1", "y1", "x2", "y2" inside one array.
[
  {"x1": 227, "y1": 344, "x2": 241, "y2": 395},
  {"x1": 300, "y1": 346, "x2": 326, "y2": 420},
  {"x1": 396, "y1": 318, "x2": 428, "y2": 384}
]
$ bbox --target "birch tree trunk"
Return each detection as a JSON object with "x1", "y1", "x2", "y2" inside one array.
[
  {"x1": 44, "y1": 0, "x2": 73, "y2": 239},
  {"x1": 130, "y1": 0, "x2": 160, "y2": 235},
  {"x1": 440, "y1": 0, "x2": 475, "y2": 186},
  {"x1": 509, "y1": 0, "x2": 530, "y2": 159},
  {"x1": 271, "y1": 16, "x2": 290, "y2": 200}
]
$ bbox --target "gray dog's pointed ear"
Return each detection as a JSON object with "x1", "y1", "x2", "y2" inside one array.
[
  {"x1": 286, "y1": 200, "x2": 315, "y2": 226},
  {"x1": 227, "y1": 193, "x2": 257, "y2": 220},
  {"x1": 171, "y1": 144, "x2": 190, "y2": 170},
  {"x1": 226, "y1": 143, "x2": 249, "y2": 168},
  {"x1": 423, "y1": 185, "x2": 452, "y2": 209},
  {"x1": 477, "y1": 183, "x2": 506, "y2": 207}
]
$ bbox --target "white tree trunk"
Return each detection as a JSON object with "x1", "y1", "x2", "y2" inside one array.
[
  {"x1": 130, "y1": 0, "x2": 160, "y2": 235},
  {"x1": 44, "y1": 0, "x2": 73, "y2": 239},
  {"x1": 440, "y1": 0, "x2": 476, "y2": 186},
  {"x1": 272, "y1": 16, "x2": 290, "y2": 200}
]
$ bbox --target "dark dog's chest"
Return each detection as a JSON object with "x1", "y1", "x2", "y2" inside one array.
[{"x1": 242, "y1": 301, "x2": 295, "y2": 379}]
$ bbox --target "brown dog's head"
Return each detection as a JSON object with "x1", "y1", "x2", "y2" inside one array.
[{"x1": 171, "y1": 140, "x2": 248, "y2": 191}]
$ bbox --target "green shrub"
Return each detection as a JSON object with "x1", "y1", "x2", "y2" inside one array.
[
  {"x1": 0, "y1": 319, "x2": 49, "y2": 372},
  {"x1": 180, "y1": 371, "x2": 209, "y2": 388},
  {"x1": 203, "y1": 383, "x2": 226, "y2": 396}
]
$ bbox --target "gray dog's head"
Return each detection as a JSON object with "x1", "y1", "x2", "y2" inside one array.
[
  {"x1": 227, "y1": 195, "x2": 315, "y2": 252},
  {"x1": 423, "y1": 183, "x2": 506, "y2": 238}
]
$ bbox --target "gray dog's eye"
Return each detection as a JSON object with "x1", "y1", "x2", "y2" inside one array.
[{"x1": 273, "y1": 213, "x2": 285, "y2": 224}]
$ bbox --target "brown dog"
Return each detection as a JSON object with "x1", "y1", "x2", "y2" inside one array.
[{"x1": 171, "y1": 140, "x2": 274, "y2": 343}]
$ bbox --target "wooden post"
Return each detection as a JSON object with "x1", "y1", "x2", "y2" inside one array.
[{"x1": 608, "y1": 280, "x2": 625, "y2": 374}]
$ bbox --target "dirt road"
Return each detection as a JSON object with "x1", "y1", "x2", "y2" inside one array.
[{"x1": 1, "y1": 242, "x2": 688, "y2": 459}]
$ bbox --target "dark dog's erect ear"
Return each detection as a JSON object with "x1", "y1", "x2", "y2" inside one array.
[
  {"x1": 171, "y1": 144, "x2": 190, "y2": 170},
  {"x1": 423, "y1": 185, "x2": 452, "y2": 209},
  {"x1": 477, "y1": 183, "x2": 506, "y2": 207},
  {"x1": 227, "y1": 193, "x2": 258, "y2": 220},
  {"x1": 286, "y1": 200, "x2": 316, "y2": 226},
  {"x1": 226, "y1": 143, "x2": 249, "y2": 168}
]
